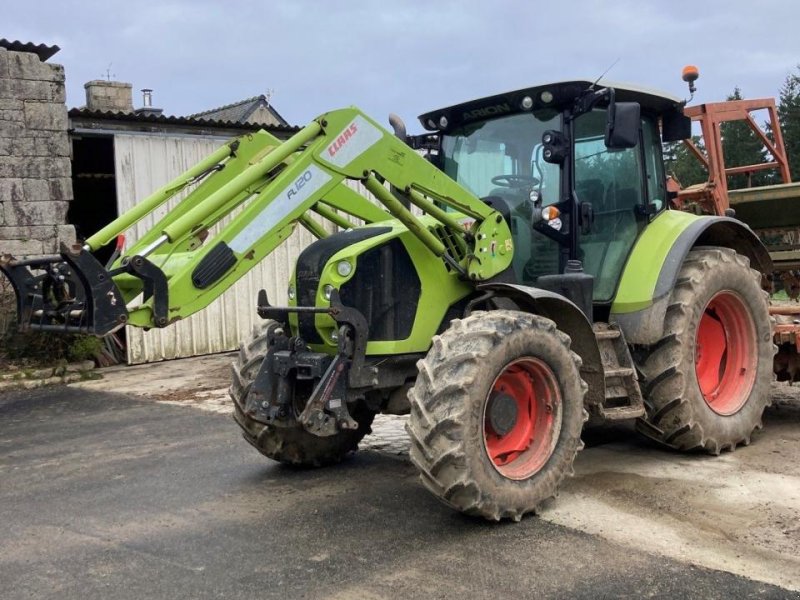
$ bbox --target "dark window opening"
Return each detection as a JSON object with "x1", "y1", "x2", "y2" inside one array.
[
  {"x1": 68, "y1": 134, "x2": 126, "y2": 363},
  {"x1": 68, "y1": 135, "x2": 118, "y2": 266}
]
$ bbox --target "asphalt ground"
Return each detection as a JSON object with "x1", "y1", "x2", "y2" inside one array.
[{"x1": 1, "y1": 385, "x2": 797, "y2": 599}]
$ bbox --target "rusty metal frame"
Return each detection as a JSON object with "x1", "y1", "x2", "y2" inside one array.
[{"x1": 675, "y1": 98, "x2": 791, "y2": 214}]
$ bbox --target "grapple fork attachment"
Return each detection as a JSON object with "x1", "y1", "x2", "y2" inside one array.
[{"x1": 0, "y1": 243, "x2": 128, "y2": 335}]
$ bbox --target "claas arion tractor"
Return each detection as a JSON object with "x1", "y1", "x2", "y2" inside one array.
[{"x1": 1, "y1": 74, "x2": 777, "y2": 520}]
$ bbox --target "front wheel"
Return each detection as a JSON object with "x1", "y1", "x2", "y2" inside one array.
[
  {"x1": 635, "y1": 247, "x2": 775, "y2": 454},
  {"x1": 406, "y1": 310, "x2": 587, "y2": 521}
]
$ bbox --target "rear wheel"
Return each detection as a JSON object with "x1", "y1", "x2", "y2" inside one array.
[
  {"x1": 636, "y1": 247, "x2": 774, "y2": 453},
  {"x1": 230, "y1": 322, "x2": 374, "y2": 467},
  {"x1": 406, "y1": 310, "x2": 587, "y2": 521}
]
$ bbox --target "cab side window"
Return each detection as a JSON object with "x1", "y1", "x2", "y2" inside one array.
[{"x1": 574, "y1": 110, "x2": 644, "y2": 302}]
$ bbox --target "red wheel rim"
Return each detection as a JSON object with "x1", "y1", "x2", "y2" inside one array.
[
  {"x1": 483, "y1": 358, "x2": 562, "y2": 480},
  {"x1": 695, "y1": 291, "x2": 757, "y2": 415}
]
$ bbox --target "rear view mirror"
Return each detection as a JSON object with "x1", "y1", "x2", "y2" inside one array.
[
  {"x1": 605, "y1": 102, "x2": 640, "y2": 149},
  {"x1": 662, "y1": 110, "x2": 692, "y2": 142}
]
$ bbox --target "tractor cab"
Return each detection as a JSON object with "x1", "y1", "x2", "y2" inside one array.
[{"x1": 419, "y1": 80, "x2": 691, "y2": 314}]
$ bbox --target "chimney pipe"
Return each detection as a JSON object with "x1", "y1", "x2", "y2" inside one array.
[{"x1": 134, "y1": 88, "x2": 163, "y2": 117}]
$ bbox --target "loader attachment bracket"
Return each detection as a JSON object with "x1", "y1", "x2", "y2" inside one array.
[
  {"x1": 244, "y1": 288, "x2": 375, "y2": 436},
  {"x1": 123, "y1": 255, "x2": 169, "y2": 327},
  {"x1": 0, "y1": 243, "x2": 128, "y2": 335},
  {"x1": 256, "y1": 288, "x2": 376, "y2": 388}
]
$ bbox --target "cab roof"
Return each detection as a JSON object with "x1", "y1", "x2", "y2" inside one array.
[{"x1": 418, "y1": 79, "x2": 684, "y2": 132}]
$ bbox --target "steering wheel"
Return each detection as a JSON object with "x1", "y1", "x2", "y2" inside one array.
[{"x1": 491, "y1": 174, "x2": 540, "y2": 188}]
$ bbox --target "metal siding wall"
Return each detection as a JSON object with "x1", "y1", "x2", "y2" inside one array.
[
  {"x1": 114, "y1": 134, "x2": 325, "y2": 364},
  {"x1": 114, "y1": 135, "x2": 424, "y2": 364}
]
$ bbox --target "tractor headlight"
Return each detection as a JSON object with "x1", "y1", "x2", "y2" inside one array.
[
  {"x1": 323, "y1": 284, "x2": 334, "y2": 301},
  {"x1": 336, "y1": 260, "x2": 353, "y2": 277},
  {"x1": 287, "y1": 284, "x2": 296, "y2": 300}
]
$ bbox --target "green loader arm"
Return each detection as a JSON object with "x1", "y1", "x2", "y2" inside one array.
[{"x1": 1, "y1": 108, "x2": 513, "y2": 334}]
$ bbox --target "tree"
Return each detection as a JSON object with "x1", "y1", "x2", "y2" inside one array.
[
  {"x1": 777, "y1": 65, "x2": 800, "y2": 182},
  {"x1": 664, "y1": 137, "x2": 708, "y2": 188},
  {"x1": 720, "y1": 87, "x2": 769, "y2": 189}
]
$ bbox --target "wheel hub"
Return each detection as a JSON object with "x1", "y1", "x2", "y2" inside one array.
[
  {"x1": 486, "y1": 391, "x2": 518, "y2": 436},
  {"x1": 483, "y1": 357, "x2": 562, "y2": 480},
  {"x1": 695, "y1": 291, "x2": 757, "y2": 415}
]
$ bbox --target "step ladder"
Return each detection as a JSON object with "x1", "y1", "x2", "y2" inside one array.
[{"x1": 592, "y1": 323, "x2": 646, "y2": 420}]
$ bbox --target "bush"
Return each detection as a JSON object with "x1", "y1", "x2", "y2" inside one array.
[{"x1": 67, "y1": 335, "x2": 103, "y2": 362}]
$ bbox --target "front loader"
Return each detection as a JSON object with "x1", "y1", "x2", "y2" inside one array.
[{"x1": 1, "y1": 77, "x2": 775, "y2": 520}]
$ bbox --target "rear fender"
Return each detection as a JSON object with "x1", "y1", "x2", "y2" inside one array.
[
  {"x1": 611, "y1": 212, "x2": 771, "y2": 345},
  {"x1": 477, "y1": 282, "x2": 605, "y2": 409}
]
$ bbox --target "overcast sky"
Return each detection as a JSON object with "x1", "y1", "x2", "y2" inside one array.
[{"x1": 5, "y1": 0, "x2": 799, "y2": 131}]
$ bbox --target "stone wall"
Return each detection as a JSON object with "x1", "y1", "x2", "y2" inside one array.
[{"x1": 0, "y1": 46, "x2": 74, "y2": 257}]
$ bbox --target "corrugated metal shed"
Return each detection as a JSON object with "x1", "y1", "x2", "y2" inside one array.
[
  {"x1": 188, "y1": 95, "x2": 289, "y2": 127},
  {"x1": 69, "y1": 107, "x2": 299, "y2": 136},
  {"x1": 114, "y1": 133, "x2": 325, "y2": 364}
]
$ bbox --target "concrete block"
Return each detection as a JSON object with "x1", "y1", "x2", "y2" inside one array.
[
  {"x1": 0, "y1": 47, "x2": 7, "y2": 79},
  {"x1": 49, "y1": 177, "x2": 73, "y2": 201},
  {"x1": 66, "y1": 360, "x2": 95, "y2": 373},
  {"x1": 36, "y1": 134, "x2": 70, "y2": 157},
  {"x1": 0, "y1": 99, "x2": 24, "y2": 110},
  {"x1": 0, "y1": 225, "x2": 61, "y2": 239},
  {"x1": 0, "y1": 80, "x2": 51, "y2": 102},
  {"x1": 1, "y1": 156, "x2": 70, "y2": 179},
  {"x1": 48, "y1": 63, "x2": 66, "y2": 84},
  {"x1": 0, "y1": 157, "x2": 32, "y2": 178},
  {"x1": 3, "y1": 199, "x2": 68, "y2": 227},
  {"x1": 0, "y1": 157, "x2": 20, "y2": 177},
  {"x1": 0, "y1": 120, "x2": 24, "y2": 136},
  {"x1": 56, "y1": 224, "x2": 76, "y2": 246},
  {"x1": 23, "y1": 101, "x2": 68, "y2": 131},
  {"x1": 0, "y1": 137, "x2": 10, "y2": 156},
  {"x1": 22, "y1": 178, "x2": 50, "y2": 202},
  {"x1": 9, "y1": 134, "x2": 69, "y2": 158},
  {"x1": 9, "y1": 136, "x2": 35, "y2": 156},
  {"x1": 22, "y1": 376, "x2": 62, "y2": 389},
  {"x1": 6, "y1": 52, "x2": 41, "y2": 80},
  {"x1": 0, "y1": 109, "x2": 24, "y2": 122},
  {"x1": 7, "y1": 52, "x2": 64, "y2": 83},
  {"x1": 0, "y1": 237, "x2": 44, "y2": 256},
  {"x1": 0, "y1": 178, "x2": 24, "y2": 202}
]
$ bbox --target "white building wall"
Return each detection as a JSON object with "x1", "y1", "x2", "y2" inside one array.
[
  {"x1": 114, "y1": 133, "x2": 323, "y2": 364},
  {"x1": 113, "y1": 133, "x2": 420, "y2": 364}
]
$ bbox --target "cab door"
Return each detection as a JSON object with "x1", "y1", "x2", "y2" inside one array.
[{"x1": 573, "y1": 110, "x2": 666, "y2": 302}]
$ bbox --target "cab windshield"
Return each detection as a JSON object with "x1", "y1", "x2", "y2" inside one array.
[
  {"x1": 441, "y1": 110, "x2": 563, "y2": 283},
  {"x1": 441, "y1": 111, "x2": 562, "y2": 207}
]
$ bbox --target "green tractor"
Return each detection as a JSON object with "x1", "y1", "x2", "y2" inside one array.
[{"x1": 1, "y1": 79, "x2": 774, "y2": 521}]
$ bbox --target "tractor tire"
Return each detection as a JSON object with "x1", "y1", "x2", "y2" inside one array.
[
  {"x1": 406, "y1": 310, "x2": 587, "y2": 521},
  {"x1": 230, "y1": 321, "x2": 374, "y2": 467},
  {"x1": 635, "y1": 247, "x2": 774, "y2": 454}
]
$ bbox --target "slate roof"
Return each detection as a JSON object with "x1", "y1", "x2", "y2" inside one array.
[
  {"x1": 0, "y1": 38, "x2": 60, "y2": 62},
  {"x1": 189, "y1": 95, "x2": 289, "y2": 127}
]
